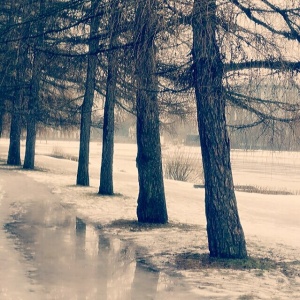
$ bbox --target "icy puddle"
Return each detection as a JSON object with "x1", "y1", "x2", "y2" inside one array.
[{"x1": 4, "y1": 199, "x2": 196, "y2": 299}]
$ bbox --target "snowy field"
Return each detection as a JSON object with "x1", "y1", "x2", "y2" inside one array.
[{"x1": 0, "y1": 138, "x2": 300, "y2": 299}]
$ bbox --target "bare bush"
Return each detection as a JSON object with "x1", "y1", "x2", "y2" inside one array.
[
  {"x1": 51, "y1": 146, "x2": 78, "y2": 162},
  {"x1": 163, "y1": 147, "x2": 204, "y2": 183}
]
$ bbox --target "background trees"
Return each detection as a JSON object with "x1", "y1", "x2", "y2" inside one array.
[{"x1": 1, "y1": 0, "x2": 87, "y2": 166}]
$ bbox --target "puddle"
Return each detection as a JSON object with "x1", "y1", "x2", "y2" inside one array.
[{"x1": 4, "y1": 200, "x2": 196, "y2": 299}]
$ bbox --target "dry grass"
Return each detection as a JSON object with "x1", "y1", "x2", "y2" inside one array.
[
  {"x1": 194, "y1": 184, "x2": 299, "y2": 195},
  {"x1": 234, "y1": 185, "x2": 297, "y2": 195},
  {"x1": 163, "y1": 147, "x2": 204, "y2": 183},
  {"x1": 50, "y1": 146, "x2": 78, "y2": 162},
  {"x1": 175, "y1": 252, "x2": 300, "y2": 277}
]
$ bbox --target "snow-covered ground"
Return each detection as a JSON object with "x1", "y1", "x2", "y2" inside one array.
[{"x1": 0, "y1": 138, "x2": 300, "y2": 299}]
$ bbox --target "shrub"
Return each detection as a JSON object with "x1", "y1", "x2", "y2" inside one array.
[
  {"x1": 51, "y1": 146, "x2": 78, "y2": 161},
  {"x1": 51, "y1": 146, "x2": 65, "y2": 158},
  {"x1": 163, "y1": 147, "x2": 204, "y2": 183}
]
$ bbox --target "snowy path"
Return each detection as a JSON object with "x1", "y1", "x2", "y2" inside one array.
[
  {"x1": 0, "y1": 169, "x2": 44, "y2": 299},
  {"x1": 0, "y1": 166, "x2": 198, "y2": 299}
]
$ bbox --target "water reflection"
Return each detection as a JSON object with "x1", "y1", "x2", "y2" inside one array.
[
  {"x1": 4, "y1": 201, "x2": 162, "y2": 299},
  {"x1": 131, "y1": 260, "x2": 159, "y2": 299},
  {"x1": 75, "y1": 217, "x2": 86, "y2": 259}
]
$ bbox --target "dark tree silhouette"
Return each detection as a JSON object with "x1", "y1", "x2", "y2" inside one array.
[
  {"x1": 77, "y1": 0, "x2": 101, "y2": 186},
  {"x1": 23, "y1": 0, "x2": 45, "y2": 170},
  {"x1": 192, "y1": 0, "x2": 247, "y2": 258},
  {"x1": 134, "y1": 0, "x2": 168, "y2": 223},
  {"x1": 7, "y1": 99, "x2": 22, "y2": 166},
  {"x1": 99, "y1": 0, "x2": 121, "y2": 195}
]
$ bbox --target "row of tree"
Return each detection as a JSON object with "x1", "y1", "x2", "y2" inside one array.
[{"x1": 1, "y1": 0, "x2": 300, "y2": 259}]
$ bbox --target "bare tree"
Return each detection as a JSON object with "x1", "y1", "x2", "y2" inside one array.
[
  {"x1": 134, "y1": 0, "x2": 168, "y2": 223},
  {"x1": 99, "y1": 0, "x2": 122, "y2": 195},
  {"x1": 77, "y1": 0, "x2": 102, "y2": 186},
  {"x1": 192, "y1": 0, "x2": 247, "y2": 258},
  {"x1": 190, "y1": 0, "x2": 300, "y2": 258},
  {"x1": 23, "y1": 0, "x2": 46, "y2": 169},
  {"x1": 159, "y1": 0, "x2": 300, "y2": 258}
]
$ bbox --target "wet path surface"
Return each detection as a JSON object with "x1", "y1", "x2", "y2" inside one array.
[{"x1": 0, "y1": 167, "x2": 196, "y2": 300}]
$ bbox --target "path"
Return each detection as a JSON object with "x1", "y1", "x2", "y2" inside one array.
[{"x1": 0, "y1": 165, "x2": 196, "y2": 300}]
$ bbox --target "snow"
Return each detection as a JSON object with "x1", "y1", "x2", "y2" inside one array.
[{"x1": 0, "y1": 138, "x2": 300, "y2": 299}]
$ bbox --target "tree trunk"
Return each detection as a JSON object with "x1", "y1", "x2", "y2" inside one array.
[
  {"x1": 98, "y1": 58, "x2": 115, "y2": 194},
  {"x1": 99, "y1": 1, "x2": 120, "y2": 195},
  {"x1": 7, "y1": 53, "x2": 24, "y2": 166},
  {"x1": 76, "y1": 0, "x2": 100, "y2": 186},
  {"x1": 23, "y1": 0, "x2": 45, "y2": 170},
  {"x1": 23, "y1": 110, "x2": 36, "y2": 169},
  {"x1": 23, "y1": 63, "x2": 38, "y2": 169},
  {"x1": 76, "y1": 56, "x2": 96, "y2": 186},
  {"x1": 134, "y1": 0, "x2": 168, "y2": 224},
  {"x1": 192, "y1": 0, "x2": 247, "y2": 258},
  {"x1": 0, "y1": 104, "x2": 3, "y2": 138},
  {"x1": 7, "y1": 104, "x2": 22, "y2": 166}
]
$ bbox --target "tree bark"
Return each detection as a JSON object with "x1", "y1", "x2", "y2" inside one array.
[
  {"x1": 23, "y1": 105, "x2": 36, "y2": 169},
  {"x1": 0, "y1": 103, "x2": 3, "y2": 138},
  {"x1": 134, "y1": 0, "x2": 168, "y2": 224},
  {"x1": 76, "y1": 54, "x2": 96, "y2": 186},
  {"x1": 7, "y1": 54, "x2": 24, "y2": 166},
  {"x1": 192, "y1": 0, "x2": 247, "y2": 258},
  {"x1": 76, "y1": 0, "x2": 100, "y2": 186},
  {"x1": 99, "y1": 0, "x2": 120, "y2": 195},
  {"x1": 23, "y1": 0, "x2": 45, "y2": 170},
  {"x1": 7, "y1": 103, "x2": 22, "y2": 166}
]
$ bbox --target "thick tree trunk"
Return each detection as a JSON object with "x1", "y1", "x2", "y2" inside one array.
[
  {"x1": 134, "y1": 0, "x2": 168, "y2": 224},
  {"x1": 192, "y1": 0, "x2": 247, "y2": 258},
  {"x1": 76, "y1": 0, "x2": 100, "y2": 186},
  {"x1": 98, "y1": 59, "x2": 115, "y2": 194},
  {"x1": 99, "y1": 1, "x2": 119, "y2": 195}
]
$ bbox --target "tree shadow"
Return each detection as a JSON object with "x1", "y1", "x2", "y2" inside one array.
[{"x1": 175, "y1": 252, "x2": 300, "y2": 277}]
